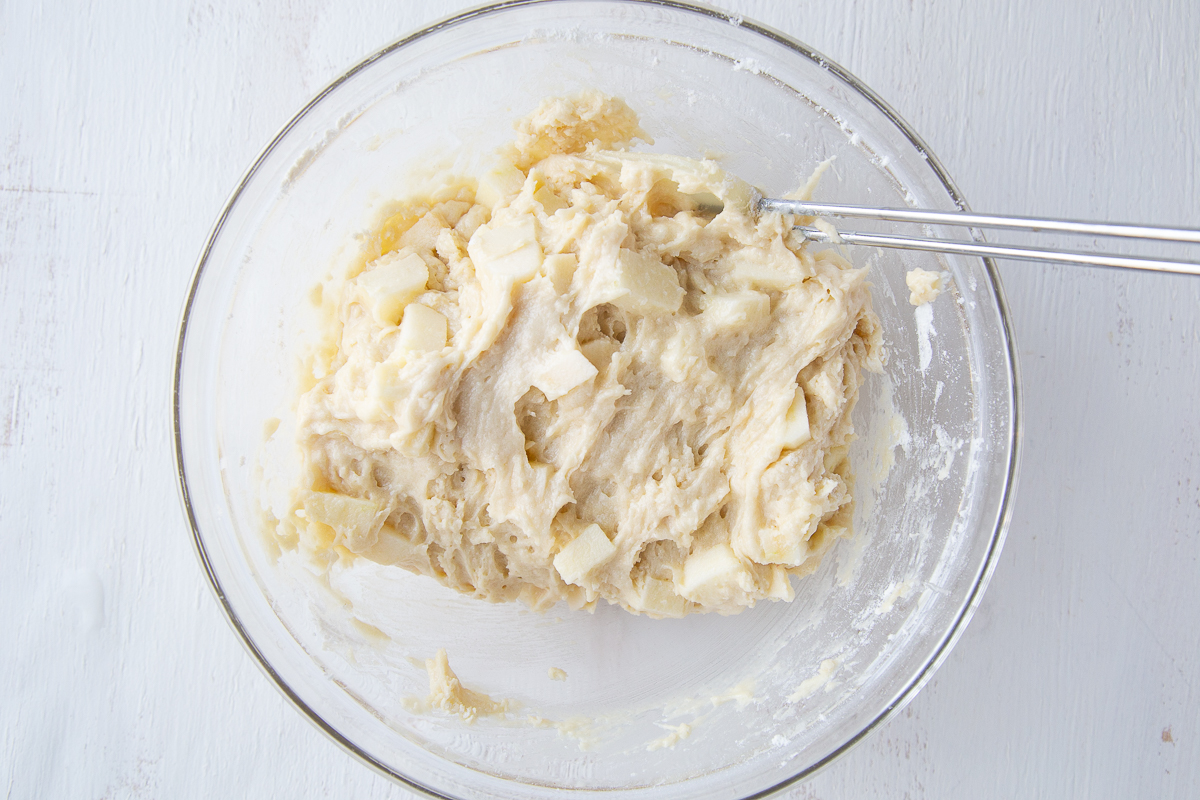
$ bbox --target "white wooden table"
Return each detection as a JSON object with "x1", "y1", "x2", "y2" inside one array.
[{"x1": 3, "y1": 1, "x2": 1197, "y2": 797}]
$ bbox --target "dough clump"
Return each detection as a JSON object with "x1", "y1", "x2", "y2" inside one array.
[
  {"x1": 905, "y1": 267, "x2": 943, "y2": 306},
  {"x1": 419, "y1": 649, "x2": 515, "y2": 723},
  {"x1": 279, "y1": 92, "x2": 882, "y2": 617}
]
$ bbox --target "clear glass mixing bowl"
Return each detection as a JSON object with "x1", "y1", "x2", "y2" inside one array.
[{"x1": 174, "y1": 2, "x2": 1020, "y2": 797}]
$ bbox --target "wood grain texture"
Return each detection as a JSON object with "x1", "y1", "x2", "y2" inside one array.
[{"x1": 1, "y1": 0, "x2": 1196, "y2": 797}]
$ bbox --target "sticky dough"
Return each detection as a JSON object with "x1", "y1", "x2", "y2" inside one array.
[{"x1": 281, "y1": 92, "x2": 883, "y2": 617}]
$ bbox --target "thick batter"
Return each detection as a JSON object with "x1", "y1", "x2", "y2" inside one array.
[{"x1": 280, "y1": 93, "x2": 882, "y2": 617}]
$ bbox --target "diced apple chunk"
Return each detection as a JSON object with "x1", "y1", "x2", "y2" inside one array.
[
  {"x1": 610, "y1": 248, "x2": 683, "y2": 315},
  {"x1": 298, "y1": 520, "x2": 335, "y2": 552},
  {"x1": 533, "y1": 345, "x2": 597, "y2": 401},
  {"x1": 356, "y1": 251, "x2": 429, "y2": 326},
  {"x1": 767, "y1": 565, "x2": 795, "y2": 600},
  {"x1": 398, "y1": 212, "x2": 449, "y2": 252},
  {"x1": 780, "y1": 385, "x2": 812, "y2": 449},
  {"x1": 553, "y1": 524, "x2": 616, "y2": 585},
  {"x1": 302, "y1": 491, "x2": 384, "y2": 552},
  {"x1": 756, "y1": 525, "x2": 804, "y2": 566},
  {"x1": 730, "y1": 251, "x2": 796, "y2": 290},
  {"x1": 702, "y1": 290, "x2": 770, "y2": 331},
  {"x1": 397, "y1": 303, "x2": 447, "y2": 354},
  {"x1": 678, "y1": 543, "x2": 748, "y2": 605},
  {"x1": 638, "y1": 577, "x2": 688, "y2": 618},
  {"x1": 476, "y1": 162, "x2": 526, "y2": 209},
  {"x1": 543, "y1": 253, "x2": 577, "y2": 294},
  {"x1": 805, "y1": 369, "x2": 839, "y2": 411},
  {"x1": 468, "y1": 216, "x2": 543, "y2": 284}
]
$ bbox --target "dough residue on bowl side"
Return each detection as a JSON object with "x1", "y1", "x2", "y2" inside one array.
[
  {"x1": 905, "y1": 267, "x2": 944, "y2": 306},
  {"x1": 404, "y1": 648, "x2": 518, "y2": 723}
]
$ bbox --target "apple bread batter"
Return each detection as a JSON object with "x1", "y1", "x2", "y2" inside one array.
[{"x1": 280, "y1": 92, "x2": 882, "y2": 617}]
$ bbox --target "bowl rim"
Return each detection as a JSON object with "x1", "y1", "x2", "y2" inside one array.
[{"x1": 172, "y1": 1, "x2": 1022, "y2": 796}]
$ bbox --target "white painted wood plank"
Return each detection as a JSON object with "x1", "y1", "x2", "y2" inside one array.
[{"x1": 1, "y1": 0, "x2": 1196, "y2": 797}]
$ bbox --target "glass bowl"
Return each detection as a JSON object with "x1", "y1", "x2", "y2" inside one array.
[{"x1": 173, "y1": 1, "x2": 1020, "y2": 797}]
